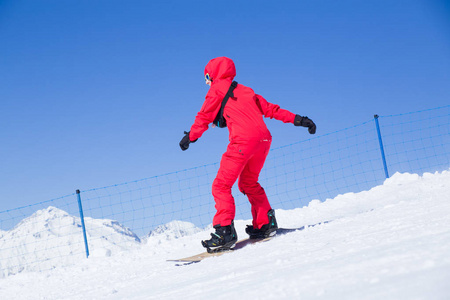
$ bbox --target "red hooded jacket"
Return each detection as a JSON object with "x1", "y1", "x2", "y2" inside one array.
[{"x1": 189, "y1": 57, "x2": 295, "y2": 143}]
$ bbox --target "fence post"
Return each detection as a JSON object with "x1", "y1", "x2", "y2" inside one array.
[
  {"x1": 374, "y1": 115, "x2": 389, "y2": 179},
  {"x1": 76, "y1": 189, "x2": 90, "y2": 258}
]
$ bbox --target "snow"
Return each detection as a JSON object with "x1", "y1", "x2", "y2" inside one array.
[
  {"x1": 0, "y1": 206, "x2": 140, "y2": 277},
  {"x1": 147, "y1": 220, "x2": 203, "y2": 240},
  {"x1": 1, "y1": 170, "x2": 450, "y2": 299}
]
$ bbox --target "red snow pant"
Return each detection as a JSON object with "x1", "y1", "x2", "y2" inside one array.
[{"x1": 212, "y1": 138, "x2": 272, "y2": 229}]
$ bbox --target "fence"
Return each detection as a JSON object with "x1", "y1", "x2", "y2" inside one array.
[{"x1": 1, "y1": 105, "x2": 449, "y2": 277}]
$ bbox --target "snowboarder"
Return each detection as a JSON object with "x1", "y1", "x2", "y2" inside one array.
[{"x1": 179, "y1": 57, "x2": 316, "y2": 252}]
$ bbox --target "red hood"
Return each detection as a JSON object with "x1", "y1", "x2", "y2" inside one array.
[{"x1": 204, "y1": 57, "x2": 236, "y2": 82}]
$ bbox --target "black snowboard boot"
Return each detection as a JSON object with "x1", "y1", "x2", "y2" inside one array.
[
  {"x1": 201, "y1": 221, "x2": 238, "y2": 253},
  {"x1": 245, "y1": 209, "x2": 278, "y2": 239}
]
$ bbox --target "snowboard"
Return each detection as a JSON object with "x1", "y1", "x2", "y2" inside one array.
[{"x1": 167, "y1": 224, "x2": 325, "y2": 265}]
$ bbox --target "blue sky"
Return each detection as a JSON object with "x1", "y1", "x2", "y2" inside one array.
[{"x1": 0, "y1": 0, "x2": 449, "y2": 212}]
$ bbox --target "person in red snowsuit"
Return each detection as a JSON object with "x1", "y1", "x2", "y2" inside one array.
[{"x1": 180, "y1": 57, "x2": 316, "y2": 251}]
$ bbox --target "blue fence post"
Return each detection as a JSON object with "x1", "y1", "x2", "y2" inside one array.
[
  {"x1": 76, "y1": 189, "x2": 90, "y2": 258},
  {"x1": 374, "y1": 115, "x2": 389, "y2": 179}
]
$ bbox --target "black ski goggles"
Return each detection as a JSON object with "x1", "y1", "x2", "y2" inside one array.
[{"x1": 205, "y1": 73, "x2": 212, "y2": 82}]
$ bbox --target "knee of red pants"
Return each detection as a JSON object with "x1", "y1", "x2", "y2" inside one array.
[
  {"x1": 212, "y1": 177, "x2": 233, "y2": 199},
  {"x1": 212, "y1": 178, "x2": 235, "y2": 226},
  {"x1": 238, "y1": 179, "x2": 265, "y2": 198},
  {"x1": 238, "y1": 181, "x2": 271, "y2": 227}
]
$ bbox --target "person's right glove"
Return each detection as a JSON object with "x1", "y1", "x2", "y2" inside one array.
[
  {"x1": 179, "y1": 131, "x2": 198, "y2": 151},
  {"x1": 294, "y1": 115, "x2": 316, "y2": 134}
]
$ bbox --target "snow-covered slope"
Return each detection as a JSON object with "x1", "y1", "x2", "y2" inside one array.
[
  {"x1": 146, "y1": 220, "x2": 202, "y2": 240},
  {"x1": 0, "y1": 206, "x2": 140, "y2": 277},
  {"x1": 1, "y1": 170, "x2": 450, "y2": 299}
]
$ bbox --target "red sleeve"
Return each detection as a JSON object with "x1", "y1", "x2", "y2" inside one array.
[
  {"x1": 189, "y1": 86, "x2": 223, "y2": 141},
  {"x1": 255, "y1": 94, "x2": 296, "y2": 124}
]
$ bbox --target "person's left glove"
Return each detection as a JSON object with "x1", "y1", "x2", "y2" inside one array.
[
  {"x1": 179, "y1": 131, "x2": 197, "y2": 151},
  {"x1": 294, "y1": 115, "x2": 316, "y2": 134}
]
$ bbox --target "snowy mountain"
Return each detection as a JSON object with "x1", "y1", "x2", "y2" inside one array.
[
  {"x1": 1, "y1": 170, "x2": 450, "y2": 299},
  {"x1": 0, "y1": 206, "x2": 140, "y2": 278},
  {"x1": 0, "y1": 206, "x2": 204, "y2": 278},
  {"x1": 147, "y1": 220, "x2": 202, "y2": 240}
]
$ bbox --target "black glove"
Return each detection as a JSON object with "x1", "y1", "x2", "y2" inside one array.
[
  {"x1": 294, "y1": 115, "x2": 316, "y2": 134},
  {"x1": 179, "y1": 131, "x2": 197, "y2": 151}
]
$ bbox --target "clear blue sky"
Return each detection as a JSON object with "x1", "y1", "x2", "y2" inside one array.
[{"x1": 1, "y1": 0, "x2": 449, "y2": 212}]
